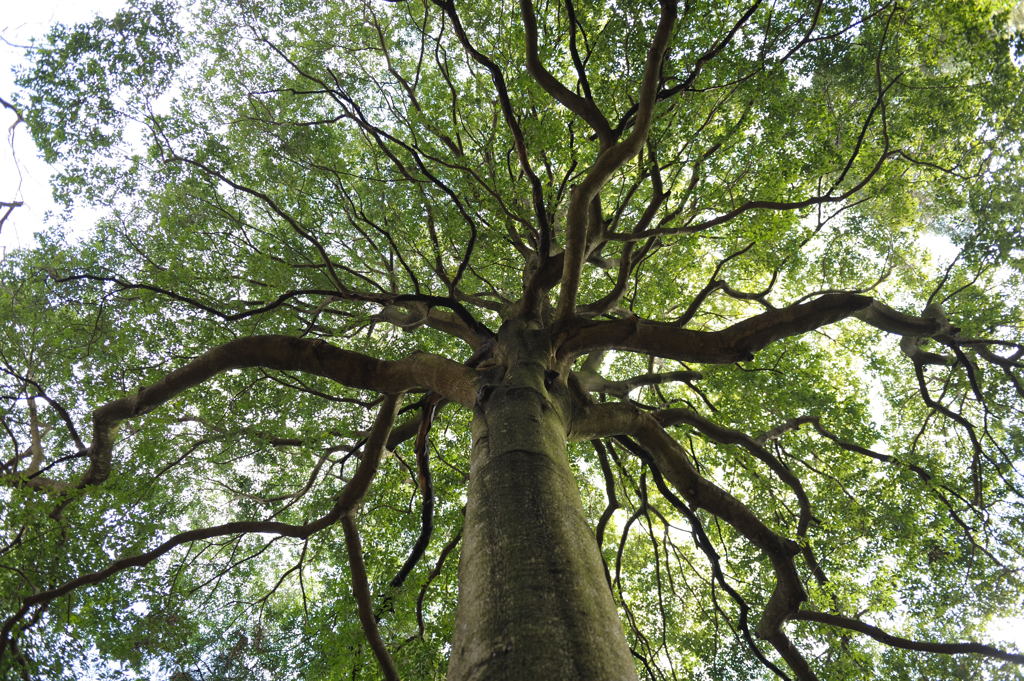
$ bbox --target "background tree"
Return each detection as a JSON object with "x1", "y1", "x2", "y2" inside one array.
[{"x1": 2, "y1": 0, "x2": 1024, "y2": 679}]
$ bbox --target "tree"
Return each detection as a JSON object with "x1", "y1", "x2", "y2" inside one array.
[{"x1": 2, "y1": 0, "x2": 1024, "y2": 678}]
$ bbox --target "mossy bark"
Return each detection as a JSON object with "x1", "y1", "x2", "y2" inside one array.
[{"x1": 446, "y1": 324, "x2": 637, "y2": 681}]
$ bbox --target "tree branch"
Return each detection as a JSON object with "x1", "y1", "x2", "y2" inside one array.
[
  {"x1": 519, "y1": 0, "x2": 613, "y2": 145},
  {"x1": 614, "y1": 420, "x2": 817, "y2": 680},
  {"x1": 343, "y1": 514, "x2": 402, "y2": 681},
  {"x1": 35, "y1": 336, "x2": 471, "y2": 491},
  {"x1": 555, "y1": 0, "x2": 679, "y2": 321},
  {"x1": 576, "y1": 368, "x2": 702, "y2": 398},
  {"x1": 655, "y1": 407, "x2": 815, "y2": 537},
  {"x1": 560, "y1": 293, "x2": 874, "y2": 363},
  {"x1": 793, "y1": 610, "x2": 1024, "y2": 664},
  {"x1": 388, "y1": 394, "x2": 440, "y2": 590},
  {"x1": 0, "y1": 394, "x2": 403, "y2": 659},
  {"x1": 430, "y1": 0, "x2": 552, "y2": 267}
]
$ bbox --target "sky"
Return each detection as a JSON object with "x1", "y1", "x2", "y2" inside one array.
[{"x1": 0, "y1": 0, "x2": 126, "y2": 255}]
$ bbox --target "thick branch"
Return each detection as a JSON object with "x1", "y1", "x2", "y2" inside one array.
[
  {"x1": 576, "y1": 368, "x2": 702, "y2": 398},
  {"x1": 563, "y1": 294, "x2": 995, "y2": 368},
  {"x1": 343, "y1": 514, "x2": 402, "y2": 681},
  {"x1": 852, "y1": 300, "x2": 946, "y2": 337},
  {"x1": 72, "y1": 335, "x2": 473, "y2": 488},
  {"x1": 793, "y1": 610, "x2": 1024, "y2": 664},
  {"x1": 555, "y1": 0, "x2": 678, "y2": 321},
  {"x1": 655, "y1": 407, "x2": 815, "y2": 537},
  {"x1": 560, "y1": 293, "x2": 873, "y2": 363},
  {"x1": 622, "y1": 423, "x2": 813, "y2": 678},
  {"x1": 572, "y1": 403, "x2": 822, "y2": 678},
  {"x1": 519, "y1": 0, "x2": 613, "y2": 145}
]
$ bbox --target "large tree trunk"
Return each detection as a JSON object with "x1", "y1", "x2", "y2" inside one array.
[{"x1": 446, "y1": 323, "x2": 638, "y2": 681}]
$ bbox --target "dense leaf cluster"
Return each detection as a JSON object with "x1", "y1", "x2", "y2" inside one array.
[{"x1": 2, "y1": 0, "x2": 1024, "y2": 679}]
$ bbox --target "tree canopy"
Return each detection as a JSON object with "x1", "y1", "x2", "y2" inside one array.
[{"x1": 2, "y1": 0, "x2": 1024, "y2": 679}]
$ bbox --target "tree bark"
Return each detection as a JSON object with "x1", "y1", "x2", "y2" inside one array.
[{"x1": 447, "y1": 323, "x2": 637, "y2": 681}]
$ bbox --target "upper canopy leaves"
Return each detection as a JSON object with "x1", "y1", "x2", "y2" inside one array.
[{"x1": 2, "y1": 0, "x2": 1024, "y2": 679}]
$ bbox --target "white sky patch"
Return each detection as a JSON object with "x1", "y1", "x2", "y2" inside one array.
[
  {"x1": 1, "y1": 0, "x2": 127, "y2": 254},
  {"x1": 917, "y1": 230, "x2": 959, "y2": 268}
]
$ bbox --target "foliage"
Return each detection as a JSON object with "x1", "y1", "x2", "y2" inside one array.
[{"x1": 2, "y1": 0, "x2": 1024, "y2": 679}]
